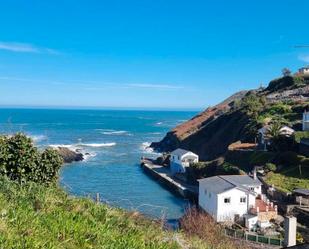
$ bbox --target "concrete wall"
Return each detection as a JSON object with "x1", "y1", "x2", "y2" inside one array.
[
  {"x1": 198, "y1": 184, "x2": 218, "y2": 219},
  {"x1": 170, "y1": 162, "x2": 185, "y2": 174}
]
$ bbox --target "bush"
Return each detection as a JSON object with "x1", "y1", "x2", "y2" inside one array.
[
  {"x1": 218, "y1": 163, "x2": 242, "y2": 175},
  {"x1": 0, "y1": 133, "x2": 63, "y2": 184},
  {"x1": 241, "y1": 93, "x2": 266, "y2": 118},
  {"x1": 265, "y1": 163, "x2": 276, "y2": 172},
  {"x1": 277, "y1": 151, "x2": 300, "y2": 166},
  {"x1": 249, "y1": 152, "x2": 275, "y2": 165},
  {"x1": 180, "y1": 207, "x2": 249, "y2": 249},
  {"x1": 266, "y1": 76, "x2": 295, "y2": 92},
  {"x1": 294, "y1": 131, "x2": 309, "y2": 143}
]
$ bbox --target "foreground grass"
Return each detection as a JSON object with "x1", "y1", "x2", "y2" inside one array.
[
  {"x1": 265, "y1": 166, "x2": 309, "y2": 193},
  {"x1": 0, "y1": 178, "x2": 250, "y2": 249},
  {"x1": 0, "y1": 178, "x2": 181, "y2": 249}
]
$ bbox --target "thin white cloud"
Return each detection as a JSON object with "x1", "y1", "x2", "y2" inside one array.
[
  {"x1": 0, "y1": 76, "x2": 184, "y2": 91},
  {"x1": 0, "y1": 41, "x2": 60, "y2": 54},
  {"x1": 298, "y1": 54, "x2": 309, "y2": 63},
  {"x1": 127, "y1": 83, "x2": 184, "y2": 89}
]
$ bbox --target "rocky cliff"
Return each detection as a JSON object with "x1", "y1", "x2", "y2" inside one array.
[
  {"x1": 151, "y1": 91, "x2": 250, "y2": 160},
  {"x1": 151, "y1": 76, "x2": 309, "y2": 161}
]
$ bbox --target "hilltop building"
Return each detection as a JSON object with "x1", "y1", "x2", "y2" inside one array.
[
  {"x1": 299, "y1": 66, "x2": 309, "y2": 77},
  {"x1": 170, "y1": 148, "x2": 199, "y2": 175}
]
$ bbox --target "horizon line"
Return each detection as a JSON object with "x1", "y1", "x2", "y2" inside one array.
[{"x1": 0, "y1": 104, "x2": 203, "y2": 112}]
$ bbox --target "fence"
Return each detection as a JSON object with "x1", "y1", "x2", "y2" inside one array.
[{"x1": 224, "y1": 228, "x2": 284, "y2": 247}]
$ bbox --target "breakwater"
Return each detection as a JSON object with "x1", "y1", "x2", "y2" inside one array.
[{"x1": 141, "y1": 159, "x2": 198, "y2": 202}]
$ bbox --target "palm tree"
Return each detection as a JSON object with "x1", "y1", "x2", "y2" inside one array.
[{"x1": 265, "y1": 122, "x2": 282, "y2": 151}]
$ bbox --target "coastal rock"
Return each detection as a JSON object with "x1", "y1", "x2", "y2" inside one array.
[
  {"x1": 151, "y1": 91, "x2": 249, "y2": 160},
  {"x1": 54, "y1": 147, "x2": 84, "y2": 163}
]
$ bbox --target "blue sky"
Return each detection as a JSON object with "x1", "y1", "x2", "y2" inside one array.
[{"x1": 0, "y1": 0, "x2": 309, "y2": 109}]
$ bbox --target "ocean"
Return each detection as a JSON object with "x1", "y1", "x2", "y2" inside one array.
[{"x1": 0, "y1": 108, "x2": 197, "y2": 219}]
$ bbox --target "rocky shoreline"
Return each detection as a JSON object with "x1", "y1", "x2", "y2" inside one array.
[{"x1": 53, "y1": 146, "x2": 85, "y2": 163}]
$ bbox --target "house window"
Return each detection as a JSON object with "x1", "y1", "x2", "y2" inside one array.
[
  {"x1": 224, "y1": 197, "x2": 230, "y2": 204},
  {"x1": 250, "y1": 187, "x2": 254, "y2": 191},
  {"x1": 240, "y1": 197, "x2": 246, "y2": 203}
]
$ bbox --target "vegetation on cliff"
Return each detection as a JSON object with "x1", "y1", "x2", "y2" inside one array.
[
  {"x1": 152, "y1": 74, "x2": 308, "y2": 160},
  {"x1": 152, "y1": 74, "x2": 309, "y2": 192}
]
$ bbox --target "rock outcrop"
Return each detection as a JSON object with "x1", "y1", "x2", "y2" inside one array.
[
  {"x1": 54, "y1": 147, "x2": 84, "y2": 163},
  {"x1": 151, "y1": 91, "x2": 249, "y2": 160}
]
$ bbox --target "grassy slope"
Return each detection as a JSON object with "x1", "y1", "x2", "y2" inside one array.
[
  {"x1": 0, "y1": 178, "x2": 182, "y2": 249},
  {"x1": 265, "y1": 166, "x2": 309, "y2": 193},
  {"x1": 0, "y1": 178, "x2": 249, "y2": 249}
]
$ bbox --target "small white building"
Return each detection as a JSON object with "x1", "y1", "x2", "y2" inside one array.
[
  {"x1": 303, "y1": 111, "x2": 309, "y2": 131},
  {"x1": 258, "y1": 125, "x2": 295, "y2": 150},
  {"x1": 170, "y1": 148, "x2": 199, "y2": 175},
  {"x1": 299, "y1": 66, "x2": 309, "y2": 76},
  {"x1": 198, "y1": 175, "x2": 277, "y2": 230}
]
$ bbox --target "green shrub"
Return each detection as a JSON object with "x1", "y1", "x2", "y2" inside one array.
[
  {"x1": 294, "y1": 76, "x2": 306, "y2": 87},
  {"x1": 266, "y1": 76, "x2": 295, "y2": 92},
  {"x1": 266, "y1": 103, "x2": 291, "y2": 115},
  {"x1": 241, "y1": 93, "x2": 266, "y2": 118},
  {"x1": 0, "y1": 133, "x2": 63, "y2": 184},
  {"x1": 218, "y1": 163, "x2": 241, "y2": 175},
  {"x1": 294, "y1": 131, "x2": 309, "y2": 143},
  {"x1": 277, "y1": 151, "x2": 299, "y2": 166},
  {"x1": 265, "y1": 163, "x2": 276, "y2": 172},
  {"x1": 249, "y1": 152, "x2": 275, "y2": 165}
]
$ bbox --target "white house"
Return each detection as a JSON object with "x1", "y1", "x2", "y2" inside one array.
[
  {"x1": 198, "y1": 175, "x2": 277, "y2": 230},
  {"x1": 198, "y1": 175, "x2": 261, "y2": 223},
  {"x1": 170, "y1": 148, "x2": 199, "y2": 175},
  {"x1": 258, "y1": 125, "x2": 295, "y2": 150},
  {"x1": 303, "y1": 111, "x2": 309, "y2": 131},
  {"x1": 299, "y1": 66, "x2": 309, "y2": 77}
]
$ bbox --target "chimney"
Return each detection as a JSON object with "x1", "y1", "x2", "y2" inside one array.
[{"x1": 284, "y1": 216, "x2": 297, "y2": 247}]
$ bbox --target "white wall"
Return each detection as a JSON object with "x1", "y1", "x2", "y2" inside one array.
[
  {"x1": 300, "y1": 68, "x2": 309, "y2": 75},
  {"x1": 198, "y1": 185, "x2": 218, "y2": 219},
  {"x1": 303, "y1": 112, "x2": 309, "y2": 131},
  {"x1": 170, "y1": 152, "x2": 199, "y2": 173},
  {"x1": 216, "y1": 188, "x2": 253, "y2": 222},
  {"x1": 181, "y1": 153, "x2": 199, "y2": 167}
]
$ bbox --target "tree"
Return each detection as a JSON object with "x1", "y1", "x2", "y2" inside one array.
[
  {"x1": 0, "y1": 133, "x2": 63, "y2": 184},
  {"x1": 282, "y1": 68, "x2": 292, "y2": 77},
  {"x1": 241, "y1": 93, "x2": 266, "y2": 119},
  {"x1": 266, "y1": 122, "x2": 282, "y2": 141}
]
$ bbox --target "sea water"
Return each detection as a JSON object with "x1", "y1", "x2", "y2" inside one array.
[{"x1": 0, "y1": 108, "x2": 197, "y2": 219}]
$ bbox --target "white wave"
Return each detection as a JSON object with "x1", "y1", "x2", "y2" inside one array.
[
  {"x1": 101, "y1": 130, "x2": 128, "y2": 135},
  {"x1": 156, "y1": 122, "x2": 163, "y2": 125},
  {"x1": 148, "y1": 132, "x2": 162, "y2": 135},
  {"x1": 83, "y1": 151, "x2": 97, "y2": 161},
  {"x1": 79, "y1": 142, "x2": 116, "y2": 148},
  {"x1": 49, "y1": 144, "x2": 78, "y2": 150},
  {"x1": 140, "y1": 142, "x2": 159, "y2": 155},
  {"x1": 31, "y1": 135, "x2": 48, "y2": 143}
]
